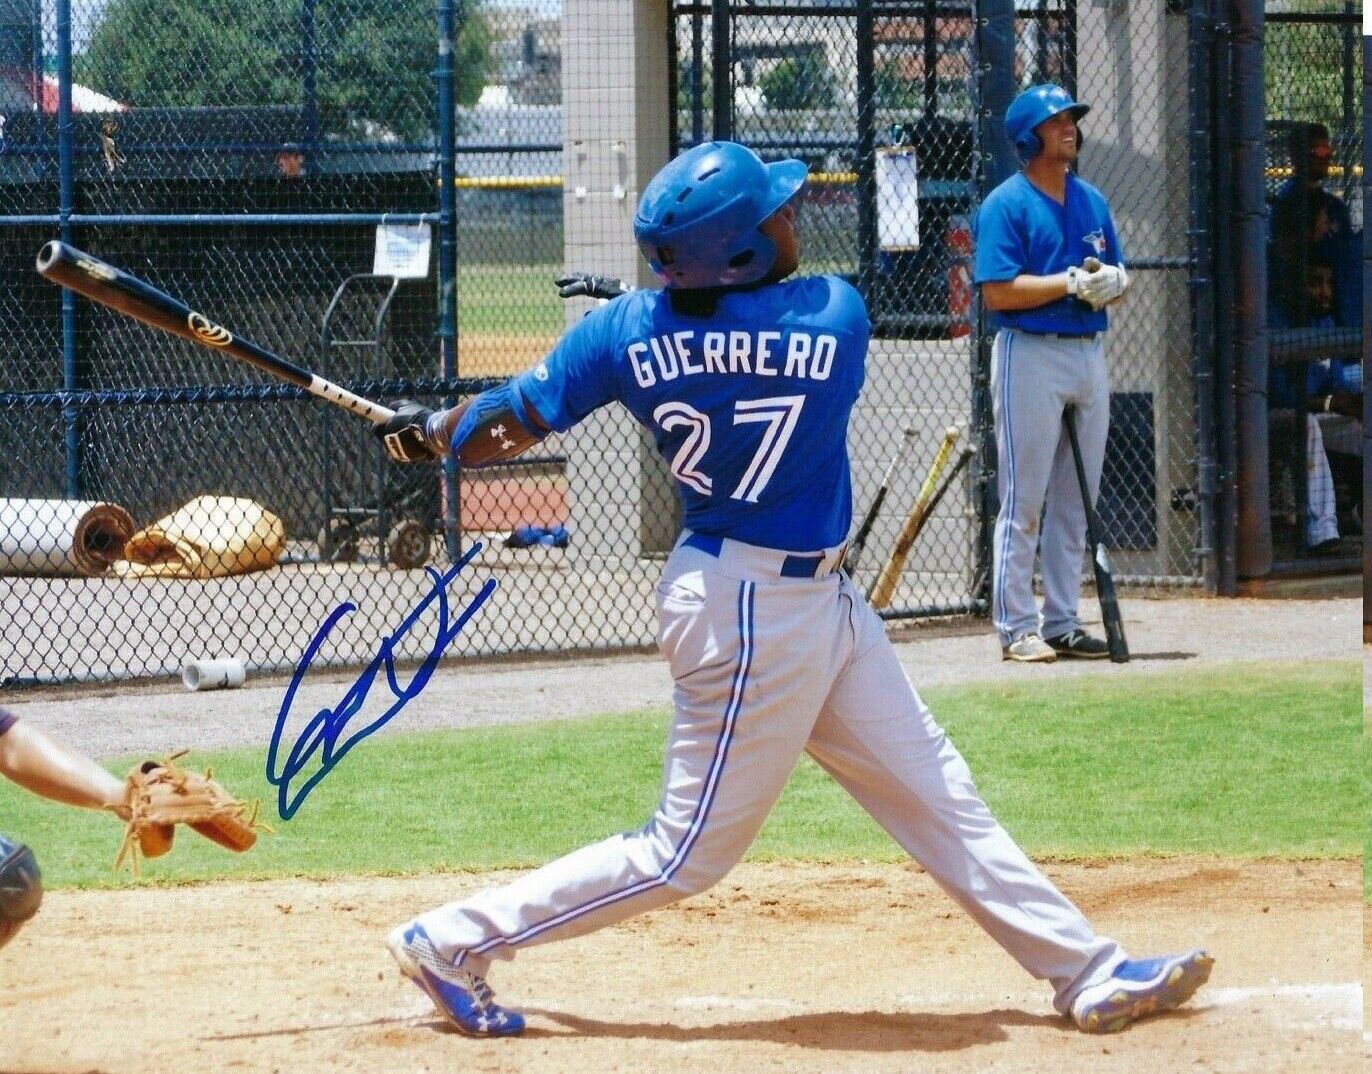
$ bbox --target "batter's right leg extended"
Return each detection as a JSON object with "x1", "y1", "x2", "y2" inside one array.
[{"x1": 805, "y1": 576, "x2": 1125, "y2": 1011}]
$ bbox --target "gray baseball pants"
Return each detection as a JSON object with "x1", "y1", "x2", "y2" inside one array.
[
  {"x1": 412, "y1": 532, "x2": 1124, "y2": 1013},
  {"x1": 990, "y1": 329, "x2": 1110, "y2": 645}
]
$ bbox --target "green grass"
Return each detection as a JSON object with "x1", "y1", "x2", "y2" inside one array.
[
  {"x1": 4, "y1": 661, "x2": 1358, "y2": 889},
  {"x1": 458, "y1": 263, "x2": 564, "y2": 337},
  {"x1": 1365, "y1": 726, "x2": 1371, "y2": 901}
]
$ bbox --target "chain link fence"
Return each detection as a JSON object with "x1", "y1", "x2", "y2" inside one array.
[
  {"x1": 1263, "y1": 2, "x2": 1362, "y2": 569},
  {"x1": 672, "y1": 4, "x2": 982, "y2": 615},
  {"x1": 674, "y1": 2, "x2": 1206, "y2": 603},
  {"x1": 0, "y1": 1, "x2": 1359, "y2": 686}
]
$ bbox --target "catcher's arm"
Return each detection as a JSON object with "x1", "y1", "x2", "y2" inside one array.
[{"x1": 0, "y1": 713, "x2": 128, "y2": 819}]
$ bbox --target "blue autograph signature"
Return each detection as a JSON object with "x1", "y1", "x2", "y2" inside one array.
[{"x1": 267, "y1": 542, "x2": 496, "y2": 820}]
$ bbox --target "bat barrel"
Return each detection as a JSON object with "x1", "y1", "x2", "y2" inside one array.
[{"x1": 36, "y1": 241, "x2": 395, "y2": 425}]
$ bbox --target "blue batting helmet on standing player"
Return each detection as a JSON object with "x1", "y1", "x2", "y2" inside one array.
[
  {"x1": 634, "y1": 141, "x2": 807, "y2": 289},
  {"x1": 1004, "y1": 84, "x2": 1090, "y2": 160}
]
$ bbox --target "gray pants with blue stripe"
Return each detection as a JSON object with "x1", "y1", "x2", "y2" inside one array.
[
  {"x1": 991, "y1": 329, "x2": 1110, "y2": 645},
  {"x1": 413, "y1": 533, "x2": 1123, "y2": 1013}
]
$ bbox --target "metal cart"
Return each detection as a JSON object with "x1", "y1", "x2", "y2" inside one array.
[{"x1": 316, "y1": 272, "x2": 439, "y2": 569}]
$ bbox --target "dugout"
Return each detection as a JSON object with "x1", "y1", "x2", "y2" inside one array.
[{"x1": 0, "y1": 105, "x2": 441, "y2": 543}]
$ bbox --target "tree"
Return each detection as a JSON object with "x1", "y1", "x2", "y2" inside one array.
[
  {"x1": 760, "y1": 52, "x2": 835, "y2": 111},
  {"x1": 77, "y1": 0, "x2": 490, "y2": 143},
  {"x1": 874, "y1": 63, "x2": 923, "y2": 112}
]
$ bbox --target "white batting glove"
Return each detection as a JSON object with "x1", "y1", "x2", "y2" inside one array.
[
  {"x1": 1065, "y1": 264, "x2": 1087, "y2": 297},
  {"x1": 1076, "y1": 260, "x2": 1129, "y2": 310}
]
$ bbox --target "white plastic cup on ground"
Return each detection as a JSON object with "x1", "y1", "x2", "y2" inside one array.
[{"x1": 182, "y1": 658, "x2": 246, "y2": 692}]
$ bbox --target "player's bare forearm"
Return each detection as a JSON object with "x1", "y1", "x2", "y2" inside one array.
[
  {"x1": 0, "y1": 718, "x2": 128, "y2": 817},
  {"x1": 980, "y1": 273, "x2": 1072, "y2": 311}
]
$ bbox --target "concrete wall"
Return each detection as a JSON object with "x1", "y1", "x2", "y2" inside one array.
[{"x1": 560, "y1": 0, "x2": 675, "y2": 562}]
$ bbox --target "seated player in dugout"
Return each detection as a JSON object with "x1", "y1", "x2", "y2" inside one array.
[
  {"x1": 1270, "y1": 122, "x2": 1362, "y2": 331},
  {"x1": 1268, "y1": 252, "x2": 1364, "y2": 546},
  {"x1": 372, "y1": 140, "x2": 1210, "y2": 1038}
]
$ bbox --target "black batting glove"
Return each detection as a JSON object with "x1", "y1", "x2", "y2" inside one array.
[
  {"x1": 374, "y1": 400, "x2": 439, "y2": 464},
  {"x1": 555, "y1": 272, "x2": 632, "y2": 301}
]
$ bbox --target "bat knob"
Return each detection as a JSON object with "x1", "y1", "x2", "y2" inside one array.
[{"x1": 36, "y1": 241, "x2": 61, "y2": 272}]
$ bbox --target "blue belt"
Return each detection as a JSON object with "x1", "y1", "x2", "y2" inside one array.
[
  {"x1": 1025, "y1": 330, "x2": 1097, "y2": 340},
  {"x1": 683, "y1": 532, "x2": 828, "y2": 579}
]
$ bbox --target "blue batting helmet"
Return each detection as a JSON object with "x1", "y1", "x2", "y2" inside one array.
[
  {"x1": 1004, "y1": 84, "x2": 1090, "y2": 159},
  {"x1": 635, "y1": 141, "x2": 808, "y2": 289}
]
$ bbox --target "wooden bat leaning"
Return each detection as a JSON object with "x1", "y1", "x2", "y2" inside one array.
[
  {"x1": 866, "y1": 442, "x2": 973, "y2": 610},
  {"x1": 867, "y1": 426, "x2": 960, "y2": 609},
  {"x1": 1062, "y1": 404, "x2": 1129, "y2": 663},
  {"x1": 841, "y1": 427, "x2": 916, "y2": 578},
  {"x1": 35, "y1": 241, "x2": 394, "y2": 425}
]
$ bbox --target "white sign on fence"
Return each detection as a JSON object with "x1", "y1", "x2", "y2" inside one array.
[
  {"x1": 876, "y1": 146, "x2": 921, "y2": 252},
  {"x1": 373, "y1": 222, "x2": 432, "y2": 279}
]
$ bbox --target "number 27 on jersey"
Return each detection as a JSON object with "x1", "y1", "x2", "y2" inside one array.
[{"x1": 653, "y1": 395, "x2": 805, "y2": 503}]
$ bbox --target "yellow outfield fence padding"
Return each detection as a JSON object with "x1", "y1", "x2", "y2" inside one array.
[
  {"x1": 453, "y1": 167, "x2": 1361, "y2": 192},
  {"x1": 453, "y1": 175, "x2": 564, "y2": 190},
  {"x1": 452, "y1": 171, "x2": 861, "y2": 191}
]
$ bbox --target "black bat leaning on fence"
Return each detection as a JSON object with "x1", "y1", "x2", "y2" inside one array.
[
  {"x1": 1062, "y1": 403, "x2": 1130, "y2": 663},
  {"x1": 840, "y1": 427, "x2": 916, "y2": 579},
  {"x1": 35, "y1": 241, "x2": 396, "y2": 426}
]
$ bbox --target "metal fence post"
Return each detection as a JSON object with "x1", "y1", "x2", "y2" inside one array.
[
  {"x1": 1231, "y1": 0, "x2": 1271, "y2": 580},
  {"x1": 690, "y1": 11, "x2": 705, "y2": 145},
  {"x1": 855, "y1": 0, "x2": 875, "y2": 299},
  {"x1": 436, "y1": 0, "x2": 461, "y2": 560},
  {"x1": 302, "y1": 0, "x2": 319, "y2": 175},
  {"x1": 56, "y1": 0, "x2": 79, "y2": 499},
  {"x1": 1188, "y1": 0, "x2": 1221, "y2": 593},
  {"x1": 710, "y1": 0, "x2": 731, "y2": 141},
  {"x1": 971, "y1": 0, "x2": 1018, "y2": 607}
]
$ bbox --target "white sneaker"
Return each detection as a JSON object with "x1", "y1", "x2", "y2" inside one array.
[{"x1": 1002, "y1": 632, "x2": 1057, "y2": 663}]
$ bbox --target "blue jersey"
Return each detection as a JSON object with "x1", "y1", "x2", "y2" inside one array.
[
  {"x1": 973, "y1": 172, "x2": 1124, "y2": 334},
  {"x1": 512, "y1": 275, "x2": 869, "y2": 552}
]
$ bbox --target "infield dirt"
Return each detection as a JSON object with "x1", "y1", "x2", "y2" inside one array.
[{"x1": 1, "y1": 857, "x2": 1358, "y2": 1074}]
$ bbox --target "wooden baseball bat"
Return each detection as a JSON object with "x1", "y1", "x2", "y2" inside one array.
[
  {"x1": 35, "y1": 241, "x2": 394, "y2": 425},
  {"x1": 1063, "y1": 404, "x2": 1129, "y2": 662},
  {"x1": 867, "y1": 426, "x2": 960, "y2": 609},
  {"x1": 841, "y1": 427, "x2": 916, "y2": 578}
]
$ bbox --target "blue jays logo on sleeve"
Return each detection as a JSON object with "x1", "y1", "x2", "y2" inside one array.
[{"x1": 1083, "y1": 230, "x2": 1107, "y2": 256}]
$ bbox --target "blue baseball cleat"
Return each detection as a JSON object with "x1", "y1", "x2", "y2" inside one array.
[
  {"x1": 387, "y1": 922, "x2": 525, "y2": 1037},
  {"x1": 1070, "y1": 949, "x2": 1213, "y2": 1033}
]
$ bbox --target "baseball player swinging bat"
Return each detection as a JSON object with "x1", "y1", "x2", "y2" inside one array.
[
  {"x1": 35, "y1": 241, "x2": 395, "y2": 425},
  {"x1": 840, "y1": 427, "x2": 916, "y2": 578},
  {"x1": 1063, "y1": 403, "x2": 1129, "y2": 662},
  {"x1": 867, "y1": 426, "x2": 961, "y2": 609}
]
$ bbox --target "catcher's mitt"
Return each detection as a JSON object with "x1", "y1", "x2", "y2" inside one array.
[{"x1": 115, "y1": 751, "x2": 270, "y2": 873}]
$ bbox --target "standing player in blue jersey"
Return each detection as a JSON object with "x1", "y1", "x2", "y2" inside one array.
[
  {"x1": 372, "y1": 140, "x2": 1209, "y2": 1038},
  {"x1": 974, "y1": 84, "x2": 1130, "y2": 663}
]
